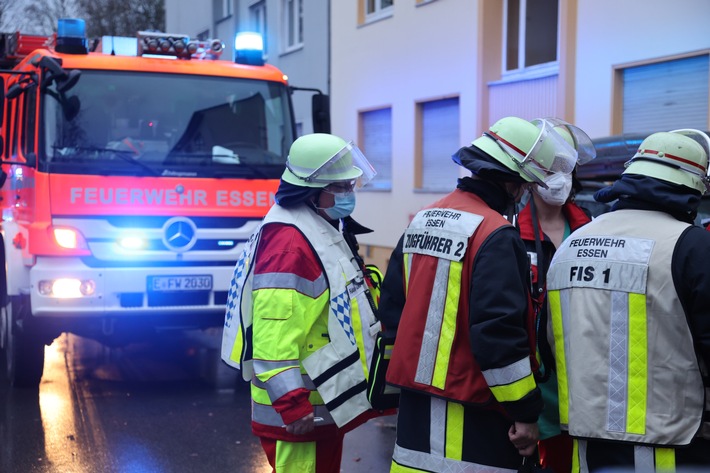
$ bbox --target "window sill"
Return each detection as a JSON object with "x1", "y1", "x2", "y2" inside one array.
[
  {"x1": 359, "y1": 9, "x2": 394, "y2": 27},
  {"x1": 280, "y1": 43, "x2": 304, "y2": 57},
  {"x1": 215, "y1": 14, "x2": 233, "y2": 25},
  {"x1": 490, "y1": 62, "x2": 559, "y2": 85}
]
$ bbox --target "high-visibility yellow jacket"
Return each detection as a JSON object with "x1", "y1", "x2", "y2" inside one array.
[{"x1": 222, "y1": 203, "x2": 381, "y2": 441}]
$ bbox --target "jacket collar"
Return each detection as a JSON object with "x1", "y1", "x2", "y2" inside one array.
[{"x1": 517, "y1": 201, "x2": 591, "y2": 241}]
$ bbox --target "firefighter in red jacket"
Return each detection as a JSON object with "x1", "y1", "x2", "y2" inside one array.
[
  {"x1": 222, "y1": 133, "x2": 388, "y2": 472},
  {"x1": 378, "y1": 116, "x2": 584, "y2": 472},
  {"x1": 517, "y1": 118, "x2": 596, "y2": 473}
]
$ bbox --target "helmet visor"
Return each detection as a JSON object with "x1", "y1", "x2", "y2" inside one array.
[
  {"x1": 487, "y1": 119, "x2": 577, "y2": 187},
  {"x1": 287, "y1": 141, "x2": 376, "y2": 188},
  {"x1": 669, "y1": 129, "x2": 710, "y2": 173},
  {"x1": 539, "y1": 118, "x2": 597, "y2": 165}
]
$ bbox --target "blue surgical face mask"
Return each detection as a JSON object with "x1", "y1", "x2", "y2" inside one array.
[{"x1": 322, "y1": 192, "x2": 356, "y2": 220}]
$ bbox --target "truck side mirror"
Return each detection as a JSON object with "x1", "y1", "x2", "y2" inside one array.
[
  {"x1": 6, "y1": 83, "x2": 23, "y2": 100},
  {"x1": 25, "y1": 151, "x2": 36, "y2": 167},
  {"x1": 312, "y1": 93, "x2": 330, "y2": 134}
]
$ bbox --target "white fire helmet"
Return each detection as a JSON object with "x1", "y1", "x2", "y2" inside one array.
[{"x1": 623, "y1": 129, "x2": 710, "y2": 195}]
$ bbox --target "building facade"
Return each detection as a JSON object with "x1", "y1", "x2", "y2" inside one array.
[
  {"x1": 334, "y1": 0, "x2": 709, "y2": 269},
  {"x1": 166, "y1": 0, "x2": 710, "y2": 269},
  {"x1": 165, "y1": 0, "x2": 329, "y2": 136}
]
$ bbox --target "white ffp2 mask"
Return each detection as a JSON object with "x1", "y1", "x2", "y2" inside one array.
[{"x1": 534, "y1": 173, "x2": 573, "y2": 206}]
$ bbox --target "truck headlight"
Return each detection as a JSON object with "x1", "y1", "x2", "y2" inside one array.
[
  {"x1": 38, "y1": 279, "x2": 96, "y2": 298},
  {"x1": 53, "y1": 227, "x2": 88, "y2": 250}
]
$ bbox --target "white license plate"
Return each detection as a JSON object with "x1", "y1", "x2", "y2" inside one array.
[{"x1": 148, "y1": 275, "x2": 213, "y2": 292}]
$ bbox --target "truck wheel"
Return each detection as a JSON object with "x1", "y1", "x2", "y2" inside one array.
[{"x1": 1, "y1": 296, "x2": 45, "y2": 388}]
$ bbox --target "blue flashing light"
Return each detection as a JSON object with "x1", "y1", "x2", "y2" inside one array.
[
  {"x1": 56, "y1": 18, "x2": 88, "y2": 54},
  {"x1": 58, "y1": 18, "x2": 86, "y2": 38},
  {"x1": 234, "y1": 32, "x2": 265, "y2": 66},
  {"x1": 235, "y1": 32, "x2": 263, "y2": 51}
]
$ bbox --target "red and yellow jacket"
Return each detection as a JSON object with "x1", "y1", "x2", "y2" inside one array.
[
  {"x1": 225, "y1": 203, "x2": 386, "y2": 441},
  {"x1": 383, "y1": 187, "x2": 542, "y2": 422}
]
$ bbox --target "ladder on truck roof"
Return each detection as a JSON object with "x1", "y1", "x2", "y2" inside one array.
[{"x1": 0, "y1": 31, "x2": 52, "y2": 68}]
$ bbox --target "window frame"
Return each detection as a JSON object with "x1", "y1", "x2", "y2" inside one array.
[
  {"x1": 249, "y1": 0, "x2": 268, "y2": 56},
  {"x1": 364, "y1": 0, "x2": 394, "y2": 23},
  {"x1": 611, "y1": 50, "x2": 710, "y2": 134},
  {"x1": 415, "y1": 96, "x2": 461, "y2": 193},
  {"x1": 502, "y1": 0, "x2": 559, "y2": 80},
  {"x1": 22, "y1": 84, "x2": 37, "y2": 158},
  {"x1": 282, "y1": 0, "x2": 304, "y2": 53},
  {"x1": 216, "y1": 0, "x2": 232, "y2": 21},
  {"x1": 4, "y1": 90, "x2": 13, "y2": 159},
  {"x1": 358, "y1": 107, "x2": 392, "y2": 192}
]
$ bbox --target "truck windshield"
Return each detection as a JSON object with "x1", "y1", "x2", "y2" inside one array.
[{"x1": 41, "y1": 70, "x2": 294, "y2": 178}]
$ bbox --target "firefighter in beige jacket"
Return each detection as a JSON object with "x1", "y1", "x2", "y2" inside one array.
[{"x1": 547, "y1": 129, "x2": 710, "y2": 472}]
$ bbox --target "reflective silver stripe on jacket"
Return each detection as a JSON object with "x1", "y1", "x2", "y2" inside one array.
[
  {"x1": 392, "y1": 444, "x2": 516, "y2": 473},
  {"x1": 253, "y1": 359, "x2": 299, "y2": 372},
  {"x1": 634, "y1": 446, "x2": 654, "y2": 472},
  {"x1": 415, "y1": 258, "x2": 451, "y2": 385},
  {"x1": 608, "y1": 290, "x2": 629, "y2": 433},
  {"x1": 252, "y1": 373, "x2": 316, "y2": 391},
  {"x1": 253, "y1": 359, "x2": 304, "y2": 401},
  {"x1": 251, "y1": 401, "x2": 335, "y2": 427},
  {"x1": 482, "y1": 357, "x2": 533, "y2": 387},
  {"x1": 258, "y1": 367, "x2": 304, "y2": 401},
  {"x1": 252, "y1": 271, "x2": 327, "y2": 298},
  {"x1": 576, "y1": 439, "x2": 589, "y2": 473}
]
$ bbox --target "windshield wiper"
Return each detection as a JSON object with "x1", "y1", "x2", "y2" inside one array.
[{"x1": 52, "y1": 146, "x2": 159, "y2": 176}]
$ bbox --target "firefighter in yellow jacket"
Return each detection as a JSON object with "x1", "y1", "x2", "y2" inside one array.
[
  {"x1": 378, "y1": 116, "x2": 582, "y2": 472},
  {"x1": 221, "y1": 133, "x2": 387, "y2": 472}
]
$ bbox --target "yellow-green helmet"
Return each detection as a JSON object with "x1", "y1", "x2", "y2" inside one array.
[
  {"x1": 623, "y1": 130, "x2": 710, "y2": 194},
  {"x1": 282, "y1": 133, "x2": 367, "y2": 188},
  {"x1": 471, "y1": 116, "x2": 577, "y2": 186}
]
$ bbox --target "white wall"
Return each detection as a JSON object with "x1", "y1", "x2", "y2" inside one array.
[
  {"x1": 273, "y1": 0, "x2": 330, "y2": 135},
  {"x1": 332, "y1": 0, "x2": 480, "y2": 249},
  {"x1": 168, "y1": 0, "x2": 329, "y2": 136},
  {"x1": 574, "y1": 0, "x2": 710, "y2": 139},
  {"x1": 165, "y1": 0, "x2": 710, "y2": 253},
  {"x1": 165, "y1": 0, "x2": 213, "y2": 40}
]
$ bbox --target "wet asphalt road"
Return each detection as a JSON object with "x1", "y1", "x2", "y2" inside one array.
[{"x1": 0, "y1": 331, "x2": 397, "y2": 473}]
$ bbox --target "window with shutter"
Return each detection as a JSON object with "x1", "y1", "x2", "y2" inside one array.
[
  {"x1": 418, "y1": 97, "x2": 460, "y2": 192},
  {"x1": 360, "y1": 108, "x2": 392, "y2": 191},
  {"x1": 622, "y1": 54, "x2": 709, "y2": 133}
]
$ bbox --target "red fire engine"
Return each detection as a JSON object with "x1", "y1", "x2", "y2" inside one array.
[{"x1": 0, "y1": 19, "x2": 328, "y2": 387}]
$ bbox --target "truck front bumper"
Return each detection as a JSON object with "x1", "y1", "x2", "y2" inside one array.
[{"x1": 29, "y1": 256, "x2": 235, "y2": 319}]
